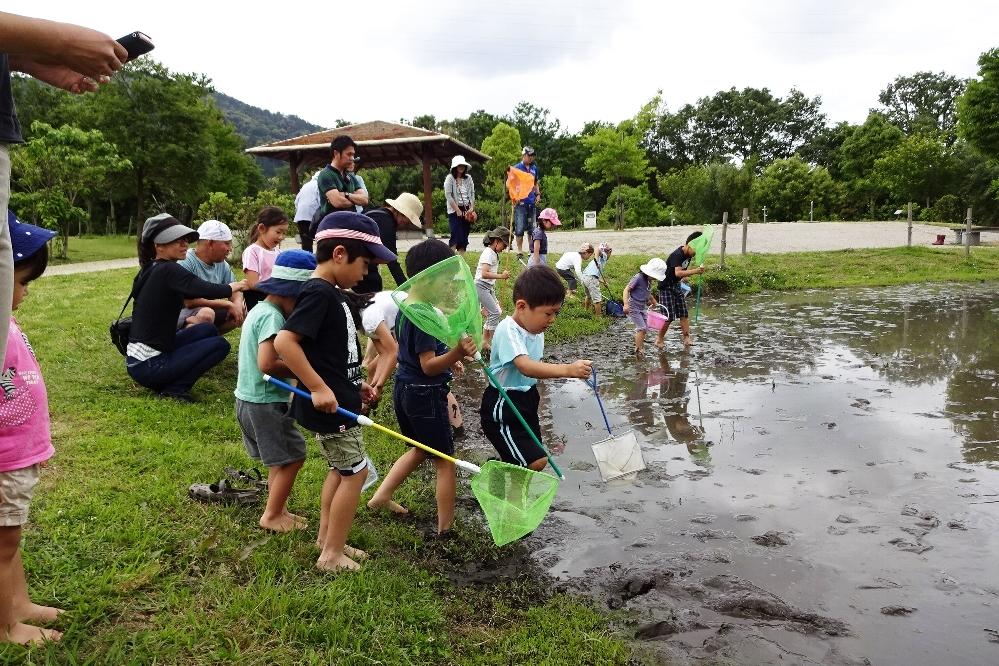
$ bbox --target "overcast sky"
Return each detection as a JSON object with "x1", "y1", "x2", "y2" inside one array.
[{"x1": 11, "y1": 1, "x2": 999, "y2": 137}]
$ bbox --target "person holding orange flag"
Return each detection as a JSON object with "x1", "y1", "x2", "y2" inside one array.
[{"x1": 509, "y1": 147, "x2": 540, "y2": 259}]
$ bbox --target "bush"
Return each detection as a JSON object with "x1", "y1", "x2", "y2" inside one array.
[{"x1": 596, "y1": 183, "x2": 665, "y2": 228}]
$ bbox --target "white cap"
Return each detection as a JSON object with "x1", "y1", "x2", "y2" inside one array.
[{"x1": 197, "y1": 219, "x2": 232, "y2": 241}]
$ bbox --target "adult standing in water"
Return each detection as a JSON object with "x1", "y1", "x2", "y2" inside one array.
[
  {"x1": 511, "y1": 146, "x2": 540, "y2": 260},
  {"x1": 125, "y1": 214, "x2": 247, "y2": 403},
  {"x1": 444, "y1": 155, "x2": 476, "y2": 256}
]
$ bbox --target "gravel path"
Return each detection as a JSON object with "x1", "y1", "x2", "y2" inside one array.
[{"x1": 42, "y1": 222, "x2": 958, "y2": 277}]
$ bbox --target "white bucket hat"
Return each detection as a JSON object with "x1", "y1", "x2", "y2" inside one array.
[
  {"x1": 639, "y1": 257, "x2": 668, "y2": 281},
  {"x1": 385, "y1": 192, "x2": 424, "y2": 228},
  {"x1": 450, "y1": 155, "x2": 471, "y2": 171}
]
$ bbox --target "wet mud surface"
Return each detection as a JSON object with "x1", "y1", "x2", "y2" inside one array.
[{"x1": 453, "y1": 282, "x2": 999, "y2": 665}]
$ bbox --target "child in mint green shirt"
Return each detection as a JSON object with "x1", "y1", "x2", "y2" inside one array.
[{"x1": 234, "y1": 250, "x2": 316, "y2": 533}]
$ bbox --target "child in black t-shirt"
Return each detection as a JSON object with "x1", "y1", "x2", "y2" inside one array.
[
  {"x1": 367, "y1": 240, "x2": 476, "y2": 535},
  {"x1": 274, "y1": 211, "x2": 397, "y2": 572},
  {"x1": 655, "y1": 231, "x2": 706, "y2": 349}
]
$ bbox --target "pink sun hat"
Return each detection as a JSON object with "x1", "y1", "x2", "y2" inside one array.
[{"x1": 538, "y1": 208, "x2": 561, "y2": 226}]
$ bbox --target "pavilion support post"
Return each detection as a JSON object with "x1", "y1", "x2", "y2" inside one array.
[
  {"x1": 421, "y1": 148, "x2": 434, "y2": 237},
  {"x1": 289, "y1": 154, "x2": 301, "y2": 193}
]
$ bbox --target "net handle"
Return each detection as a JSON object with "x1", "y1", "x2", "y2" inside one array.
[
  {"x1": 263, "y1": 374, "x2": 481, "y2": 475},
  {"x1": 586, "y1": 368, "x2": 613, "y2": 435},
  {"x1": 474, "y1": 353, "x2": 565, "y2": 480}
]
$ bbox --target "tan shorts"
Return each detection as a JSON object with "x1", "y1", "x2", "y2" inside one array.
[
  {"x1": 316, "y1": 428, "x2": 367, "y2": 474},
  {"x1": 582, "y1": 275, "x2": 603, "y2": 303},
  {"x1": 0, "y1": 464, "x2": 40, "y2": 527}
]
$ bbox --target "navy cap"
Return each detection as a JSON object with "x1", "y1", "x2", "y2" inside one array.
[
  {"x1": 314, "y1": 211, "x2": 397, "y2": 264},
  {"x1": 256, "y1": 249, "x2": 318, "y2": 297},
  {"x1": 7, "y1": 210, "x2": 56, "y2": 262}
]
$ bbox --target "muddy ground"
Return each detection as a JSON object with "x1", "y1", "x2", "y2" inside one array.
[{"x1": 452, "y1": 282, "x2": 999, "y2": 665}]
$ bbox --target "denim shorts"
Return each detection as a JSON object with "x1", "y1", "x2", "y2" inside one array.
[{"x1": 514, "y1": 203, "x2": 536, "y2": 237}]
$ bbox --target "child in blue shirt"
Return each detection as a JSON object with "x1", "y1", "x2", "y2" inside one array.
[
  {"x1": 367, "y1": 240, "x2": 476, "y2": 535},
  {"x1": 479, "y1": 266, "x2": 592, "y2": 472}
]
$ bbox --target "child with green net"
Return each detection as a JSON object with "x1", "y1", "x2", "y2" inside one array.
[
  {"x1": 479, "y1": 266, "x2": 592, "y2": 472},
  {"x1": 367, "y1": 240, "x2": 476, "y2": 535}
]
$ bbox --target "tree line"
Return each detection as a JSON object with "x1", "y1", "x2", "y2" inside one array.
[{"x1": 11, "y1": 49, "x2": 999, "y2": 257}]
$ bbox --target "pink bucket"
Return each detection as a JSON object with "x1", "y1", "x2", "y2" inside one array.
[{"x1": 647, "y1": 308, "x2": 668, "y2": 331}]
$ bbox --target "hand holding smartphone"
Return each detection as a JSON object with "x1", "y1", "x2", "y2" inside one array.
[{"x1": 117, "y1": 32, "x2": 155, "y2": 62}]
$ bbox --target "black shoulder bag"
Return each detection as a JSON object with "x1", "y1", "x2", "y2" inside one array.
[{"x1": 110, "y1": 264, "x2": 155, "y2": 356}]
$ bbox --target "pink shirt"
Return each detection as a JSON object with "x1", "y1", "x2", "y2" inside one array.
[
  {"x1": 0, "y1": 318, "x2": 53, "y2": 472},
  {"x1": 242, "y1": 243, "x2": 281, "y2": 282}
]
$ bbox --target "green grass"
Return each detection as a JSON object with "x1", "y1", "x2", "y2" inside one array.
[
  {"x1": 48, "y1": 235, "x2": 138, "y2": 264},
  {"x1": 1, "y1": 269, "x2": 631, "y2": 665}
]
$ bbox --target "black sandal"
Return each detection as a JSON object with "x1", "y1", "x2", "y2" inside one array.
[{"x1": 188, "y1": 478, "x2": 263, "y2": 505}]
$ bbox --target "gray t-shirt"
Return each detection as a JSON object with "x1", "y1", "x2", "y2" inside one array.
[{"x1": 179, "y1": 248, "x2": 236, "y2": 285}]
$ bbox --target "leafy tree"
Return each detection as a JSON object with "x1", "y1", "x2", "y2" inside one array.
[
  {"x1": 195, "y1": 192, "x2": 237, "y2": 225},
  {"x1": 596, "y1": 183, "x2": 665, "y2": 228},
  {"x1": 10, "y1": 122, "x2": 130, "y2": 258},
  {"x1": 539, "y1": 166, "x2": 586, "y2": 228},
  {"x1": 873, "y1": 134, "x2": 955, "y2": 208},
  {"x1": 752, "y1": 157, "x2": 841, "y2": 221},
  {"x1": 924, "y1": 194, "x2": 963, "y2": 223},
  {"x1": 878, "y1": 71, "x2": 967, "y2": 143},
  {"x1": 958, "y1": 48, "x2": 999, "y2": 159},
  {"x1": 659, "y1": 166, "x2": 714, "y2": 224},
  {"x1": 582, "y1": 126, "x2": 649, "y2": 229},
  {"x1": 510, "y1": 101, "x2": 562, "y2": 158},
  {"x1": 838, "y1": 113, "x2": 904, "y2": 215},
  {"x1": 798, "y1": 121, "x2": 856, "y2": 178},
  {"x1": 480, "y1": 122, "x2": 523, "y2": 219}
]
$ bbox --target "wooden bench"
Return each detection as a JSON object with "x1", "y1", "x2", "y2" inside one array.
[{"x1": 949, "y1": 226, "x2": 999, "y2": 246}]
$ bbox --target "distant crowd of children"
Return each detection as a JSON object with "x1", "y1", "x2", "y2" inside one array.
[{"x1": 0, "y1": 200, "x2": 709, "y2": 643}]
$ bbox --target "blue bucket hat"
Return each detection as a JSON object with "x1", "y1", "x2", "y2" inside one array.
[
  {"x1": 8, "y1": 210, "x2": 57, "y2": 262},
  {"x1": 256, "y1": 249, "x2": 317, "y2": 297},
  {"x1": 314, "y1": 211, "x2": 397, "y2": 264}
]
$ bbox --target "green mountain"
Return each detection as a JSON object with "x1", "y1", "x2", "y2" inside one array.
[{"x1": 212, "y1": 92, "x2": 322, "y2": 175}]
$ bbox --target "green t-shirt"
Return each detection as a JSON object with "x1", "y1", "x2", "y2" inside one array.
[
  {"x1": 234, "y1": 300, "x2": 289, "y2": 403},
  {"x1": 316, "y1": 165, "x2": 360, "y2": 217}
]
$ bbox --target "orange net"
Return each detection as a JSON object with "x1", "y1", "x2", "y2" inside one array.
[{"x1": 506, "y1": 167, "x2": 536, "y2": 202}]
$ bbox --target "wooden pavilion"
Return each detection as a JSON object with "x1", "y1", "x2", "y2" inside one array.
[{"x1": 245, "y1": 120, "x2": 489, "y2": 232}]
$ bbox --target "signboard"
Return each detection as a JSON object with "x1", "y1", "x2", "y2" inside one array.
[{"x1": 583, "y1": 211, "x2": 597, "y2": 229}]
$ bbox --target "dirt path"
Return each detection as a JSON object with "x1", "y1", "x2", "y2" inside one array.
[{"x1": 41, "y1": 222, "x2": 959, "y2": 277}]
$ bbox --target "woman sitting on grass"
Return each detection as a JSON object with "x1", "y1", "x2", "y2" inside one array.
[{"x1": 125, "y1": 213, "x2": 247, "y2": 403}]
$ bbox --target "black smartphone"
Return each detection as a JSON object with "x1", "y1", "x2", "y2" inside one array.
[{"x1": 117, "y1": 32, "x2": 155, "y2": 62}]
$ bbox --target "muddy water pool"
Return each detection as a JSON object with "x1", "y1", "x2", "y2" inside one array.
[{"x1": 454, "y1": 282, "x2": 999, "y2": 664}]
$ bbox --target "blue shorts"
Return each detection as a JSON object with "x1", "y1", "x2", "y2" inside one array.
[
  {"x1": 514, "y1": 203, "x2": 536, "y2": 238},
  {"x1": 393, "y1": 382, "x2": 454, "y2": 456}
]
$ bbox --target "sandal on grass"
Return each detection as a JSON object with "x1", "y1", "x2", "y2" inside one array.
[
  {"x1": 188, "y1": 478, "x2": 263, "y2": 505},
  {"x1": 224, "y1": 467, "x2": 268, "y2": 490}
]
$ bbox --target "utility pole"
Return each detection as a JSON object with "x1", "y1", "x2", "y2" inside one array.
[{"x1": 720, "y1": 211, "x2": 729, "y2": 269}]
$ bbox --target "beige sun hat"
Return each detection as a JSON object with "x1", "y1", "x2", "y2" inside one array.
[
  {"x1": 385, "y1": 192, "x2": 424, "y2": 228},
  {"x1": 450, "y1": 155, "x2": 471, "y2": 171}
]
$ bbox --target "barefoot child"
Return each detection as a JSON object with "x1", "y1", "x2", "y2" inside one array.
[
  {"x1": 529, "y1": 208, "x2": 561, "y2": 266},
  {"x1": 475, "y1": 227, "x2": 511, "y2": 352},
  {"x1": 581, "y1": 242, "x2": 612, "y2": 316},
  {"x1": 241, "y1": 206, "x2": 289, "y2": 310},
  {"x1": 479, "y1": 266, "x2": 592, "y2": 472},
  {"x1": 235, "y1": 250, "x2": 316, "y2": 533},
  {"x1": 655, "y1": 231, "x2": 706, "y2": 349},
  {"x1": 0, "y1": 213, "x2": 63, "y2": 645},
  {"x1": 367, "y1": 240, "x2": 477, "y2": 534},
  {"x1": 274, "y1": 212, "x2": 396, "y2": 572},
  {"x1": 623, "y1": 258, "x2": 667, "y2": 354}
]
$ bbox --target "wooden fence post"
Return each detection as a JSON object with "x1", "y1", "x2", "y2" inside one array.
[
  {"x1": 907, "y1": 202, "x2": 912, "y2": 247},
  {"x1": 965, "y1": 207, "x2": 973, "y2": 258},
  {"x1": 720, "y1": 211, "x2": 729, "y2": 269},
  {"x1": 741, "y1": 208, "x2": 749, "y2": 255}
]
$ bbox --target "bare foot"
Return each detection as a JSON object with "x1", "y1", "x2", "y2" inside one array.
[
  {"x1": 682, "y1": 335, "x2": 693, "y2": 347},
  {"x1": 367, "y1": 496, "x2": 409, "y2": 514},
  {"x1": 2, "y1": 622, "x2": 62, "y2": 645},
  {"x1": 15, "y1": 602, "x2": 65, "y2": 624},
  {"x1": 316, "y1": 553, "x2": 360, "y2": 572},
  {"x1": 259, "y1": 514, "x2": 307, "y2": 532},
  {"x1": 654, "y1": 339, "x2": 665, "y2": 349},
  {"x1": 284, "y1": 510, "x2": 308, "y2": 527},
  {"x1": 344, "y1": 544, "x2": 369, "y2": 560}
]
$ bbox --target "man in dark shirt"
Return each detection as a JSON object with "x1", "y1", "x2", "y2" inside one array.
[
  {"x1": 655, "y1": 231, "x2": 706, "y2": 349},
  {"x1": 353, "y1": 192, "x2": 424, "y2": 294},
  {"x1": 315, "y1": 135, "x2": 369, "y2": 220}
]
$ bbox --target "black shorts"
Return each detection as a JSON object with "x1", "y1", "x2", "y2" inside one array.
[
  {"x1": 393, "y1": 382, "x2": 454, "y2": 456},
  {"x1": 479, "y1": 385, "x2": 545, "y2": 467},
  {"x1": 658, "y1": 286, "x2": 688, "y2": 320},
  {"x1": 557, "y1": 268, "x2": 578, "y2": 290}
]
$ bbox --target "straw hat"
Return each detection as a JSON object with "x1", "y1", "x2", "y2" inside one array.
[
  {"x1": 639, "y1": 257, "x2": 668, "y2": 281},
  {"x1": 385, "y1": 192, "x2": 423, "y2": 228}
]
